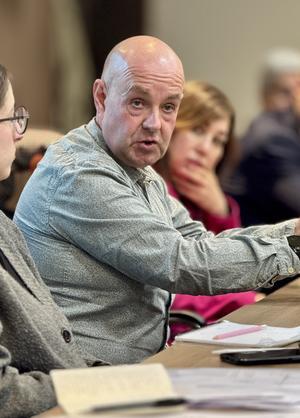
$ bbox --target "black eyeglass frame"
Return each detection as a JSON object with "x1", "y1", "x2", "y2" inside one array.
[{"x1": 0, "y1": 105, "x2": 30, "y2": 134}]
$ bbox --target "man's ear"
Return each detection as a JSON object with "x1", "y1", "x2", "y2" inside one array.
[{"x1": 93, "y1": 79, "x2": 107, "y2": 126}]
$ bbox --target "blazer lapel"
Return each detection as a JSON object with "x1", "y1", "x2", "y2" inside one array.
[
  {"x1": 0, "y1": 215, "x2": 43, "y2": 302},
  {"x1": 0, "y1": 244, "x2": 43, "y2": 301}
]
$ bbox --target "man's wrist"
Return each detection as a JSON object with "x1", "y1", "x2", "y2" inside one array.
[{"x1": 287, "y1": 235, "x2": 300, "y2": 259}]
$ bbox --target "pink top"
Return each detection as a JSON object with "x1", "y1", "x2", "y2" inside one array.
[
  {"x1": 167, "y1": 181, "x2": 256, "y2": 340},
  {"x1": 167, "y1": 182, "x2": 241, "y2": 234}
]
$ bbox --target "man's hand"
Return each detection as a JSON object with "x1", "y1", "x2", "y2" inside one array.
[{"x1": 171, "y1": 165, "x2": 228, "y2": 216}]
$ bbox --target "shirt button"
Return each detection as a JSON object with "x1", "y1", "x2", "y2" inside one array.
[
  {"x1": 61, "y1": 328, "x2": 72, "y2": 343},
  {"x1": 288, "y1": 267, "x2": 295, "y2": 274}
]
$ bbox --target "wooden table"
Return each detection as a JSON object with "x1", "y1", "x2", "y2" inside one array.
[
  {"x1": 38, "y1": 278, "x2": 300, "y2": 416},
  {"x1": 144, "y1": 277, "x2": 300, "y2": 368}
]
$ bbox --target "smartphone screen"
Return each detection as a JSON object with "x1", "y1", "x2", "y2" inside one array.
[{"x1": 220, "y1": 348, "x2": 300, "y2": 365}]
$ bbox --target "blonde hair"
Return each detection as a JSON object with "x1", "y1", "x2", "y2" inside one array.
[{"x1": 176, "y1": 80, "x2": 234, "y2": 129}]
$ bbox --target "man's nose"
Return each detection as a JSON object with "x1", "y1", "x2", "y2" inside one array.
[{"x1": 142, "y1": 108, "x2": 162, "y2": 131}]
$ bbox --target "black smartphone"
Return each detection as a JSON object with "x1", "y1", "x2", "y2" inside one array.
[{"x1": 220, "y1": 348, "x2": 300, "y2": 365}]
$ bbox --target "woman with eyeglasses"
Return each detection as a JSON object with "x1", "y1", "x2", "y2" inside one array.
[{"x1": 0, "y1": 64, "x2": 96, "y2": 418}]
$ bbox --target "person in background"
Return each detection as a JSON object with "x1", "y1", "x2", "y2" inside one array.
[
  {"x1": 260, "y1": 48, "x2": 300, "y2": 113},
  {"x1": 15, "y1": 36, "x2": 300, "y2": 365},
  {"x1": 0, "y1": 64, "x2": 104, "y2": 418},
  {"x1": 154, "y1": 81, "x2": 261, "y2": 339},
  {"x1": 227, "y1": 48, "x2": 300, "y2": 226}
]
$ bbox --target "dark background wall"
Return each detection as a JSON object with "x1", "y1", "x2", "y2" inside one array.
[
  {"x1": 78, "y1": 0, "x2": 144, "y2": 77},
  {"x1": 0, "y1": 0, "x2": 144, "y2": 132}
]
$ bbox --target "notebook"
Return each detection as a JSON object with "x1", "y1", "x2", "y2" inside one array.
[{"x1": 51, "y1": 363, "x2": 180, "y2": 415}]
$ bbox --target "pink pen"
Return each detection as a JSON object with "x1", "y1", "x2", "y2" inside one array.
[{"x1": 213, "y1": 325, "x2": 265, "y2": 340}]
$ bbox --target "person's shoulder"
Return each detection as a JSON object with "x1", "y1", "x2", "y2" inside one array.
[
  {"x1": 0, "y1": 211, "x2": 24, "y2": 244},
  {"x1": 244, "y1": 111, "x2": 282, "y2": 139},
  {"x1": 0, "y1": 210, "x2": 16, "y2": 232},
  {"x1": 44, "y1": 122, "x2": 110, "y2": 170},
  {"x1": 241, "y1": 110, "x2": 298, "y2": 153}
]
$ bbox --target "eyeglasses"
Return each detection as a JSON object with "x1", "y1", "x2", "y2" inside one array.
[{"x1": 0, "y1": 105, "x2": 30, "y2": 135}]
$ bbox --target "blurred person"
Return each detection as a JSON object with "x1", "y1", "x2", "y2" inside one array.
[
  {"x1": 227, "y1": 48, "x2": 300, "y2": 226},
  {"x1": 0, "y1": 64, "x2": 106, "y2": 418},
  {"x1": 14, "y1": 36, "x2": 300, "y2": 365},
  {"x1": 154, "y1": 81, "x2": 261, "y2": 339},
  {"x1": 260, "y1": 48, "x2": 300, "y2": 112},
  {"x1": 0, "y1": 128, "x2": 63, "y2": 218}
]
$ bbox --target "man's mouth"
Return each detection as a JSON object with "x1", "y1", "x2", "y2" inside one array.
[{"x1": 139, "y1": 139, "x2": 158, "y2": 147}]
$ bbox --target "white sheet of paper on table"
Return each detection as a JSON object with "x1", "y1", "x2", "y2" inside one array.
[{"x1": 175, "y1": 320, "x2": 300, "y2": 347}]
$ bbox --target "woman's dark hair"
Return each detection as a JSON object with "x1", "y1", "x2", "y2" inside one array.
[{"x1": 0, "y1": 64, "x2": 9, "y2": 108}]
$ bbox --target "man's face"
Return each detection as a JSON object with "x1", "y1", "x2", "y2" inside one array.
[
  {"x1": 96, "y1": 67, "x2": 184, "y2": 168},
  {"x1": 267, "y1": 72, "x2": 300, "y2": 112}
]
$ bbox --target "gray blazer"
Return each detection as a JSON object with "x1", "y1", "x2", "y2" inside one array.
[{"x1": 0, "y1": 211, "x2": 87, "y2": 418}]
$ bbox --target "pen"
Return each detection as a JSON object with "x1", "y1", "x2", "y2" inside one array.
[
  {"x1": 213, "y1": 325, "x2": 265, "y2": 340},
  {"x1": 88, "y1": 397, "x2": 187, "y2": 413}
]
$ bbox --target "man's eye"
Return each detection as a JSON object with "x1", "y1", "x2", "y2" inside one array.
[
  {"x1": 131, "y1": 99, "x2": 144, "y2": 109},
  {"x1": 162, "y1": 103, "x2": 176, "y2": 113}
]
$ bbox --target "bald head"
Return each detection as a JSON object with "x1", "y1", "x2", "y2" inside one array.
[
  {"x1": 101, "y1": 36, "x2": 184, "y2": 90},
  {"x1": 93, "y1": 36, "x2": 185, "y2": 168}
]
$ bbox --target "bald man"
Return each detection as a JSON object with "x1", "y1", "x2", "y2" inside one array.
[{"x1": 15, "y1": 36, "x2": 300, "y2": 364}]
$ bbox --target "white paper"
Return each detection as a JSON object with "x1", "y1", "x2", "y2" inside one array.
[
  {"x1": 48, "y1": 366, "x2": 300, "y2": 416},
  {"x1": 175, "y1": 320, "x2": 300, "y2": 347},
  {"x1": 170, "y1": 367, "x2": 300, "y2": 412}
]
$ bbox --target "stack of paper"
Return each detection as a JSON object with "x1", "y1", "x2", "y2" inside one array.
[
  {"x1": 50, "y1": 364, "x2": 300, "y2": 416},
  {"x1": 170, "y1": 367, "x2": 300, "y2": 413},
  {"x1": 175, "y1": 320, "x2": 300, "y2": 347}
]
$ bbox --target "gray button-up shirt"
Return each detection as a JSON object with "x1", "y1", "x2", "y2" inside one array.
[{"x1": 14, "y1": 118, "x2": 300, "y2": 364}]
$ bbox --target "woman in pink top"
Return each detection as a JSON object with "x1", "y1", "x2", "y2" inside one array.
[{"x1": 154, "y1": 81, "x2": 260, "y2": 340}]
